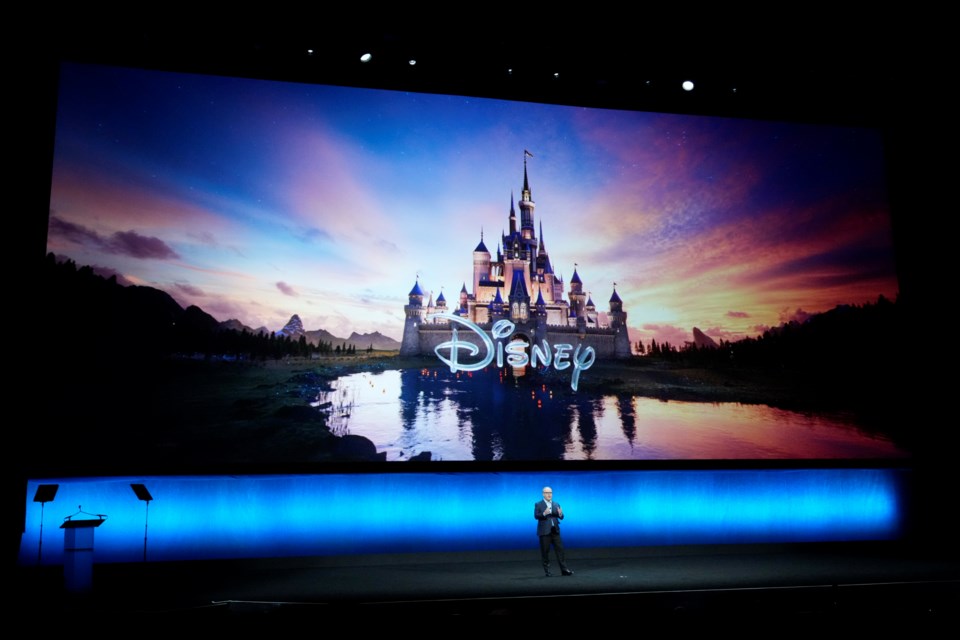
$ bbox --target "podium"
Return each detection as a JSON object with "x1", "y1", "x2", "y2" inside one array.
[{"x1": 60, "y1": 517, "x2": 105, "y2": 592}]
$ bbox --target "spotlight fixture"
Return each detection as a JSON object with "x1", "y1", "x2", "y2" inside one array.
[
  {"x1": 553, "y1": 72, "x2": 560, "y2": 79},
  {"x1": 307, "y1": 49, "x2": 314, "y2": 55},
  {"x1": 409, "y1": 59, "x2": 416, "y2": 66},
  {"x1": 360, "y1": 53, "x2": 372, "y2": 63},
  {"x1": 682, "y1": 80, "x2": 695, "y2": 91}
]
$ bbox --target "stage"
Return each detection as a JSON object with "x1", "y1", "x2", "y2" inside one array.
[{"x1": 11, "y1": 542, "x2": 960, "y2": 620}]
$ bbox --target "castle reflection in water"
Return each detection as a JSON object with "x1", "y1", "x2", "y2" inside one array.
[{"x1": 313, "y1": 367, "x2": 908, "y2": 462}]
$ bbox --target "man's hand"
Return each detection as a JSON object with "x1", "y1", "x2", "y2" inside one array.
[
  {"x1": 557, "y1": 506, "x2": 563, "y2": 517},
  {"x1": 543, "y1": 507, "x2": 551, "y2": 516}
]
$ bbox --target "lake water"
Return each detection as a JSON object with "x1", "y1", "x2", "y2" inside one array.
[{"x1": 311, "y1": 368, "x2": 908, "y2": 461}]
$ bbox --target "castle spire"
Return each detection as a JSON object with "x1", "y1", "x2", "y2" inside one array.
[
  {"x1": 523, "y1": 149, "x2": 533, "y2": 199},
  {"x1": 519, "y1": 150, "x2": 535, "y2": 240},
  {"x1": 474, "y1": 227, "x2": 489, "y2": 253},
  {"x1": 408, "y1": 278, "x2": 425, "y2": 297},
  {"x1": 609, "y1": 283, "x2": 622, "y2": 304}
]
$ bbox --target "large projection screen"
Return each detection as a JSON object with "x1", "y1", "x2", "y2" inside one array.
[{"x1": 39, "y1": 62, "x2": 907, "y2": 469}]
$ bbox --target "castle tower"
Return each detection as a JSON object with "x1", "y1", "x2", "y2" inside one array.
[
  {"x1": 519, "y1": 154, "x2": 536, "y2": 244},
  {"x1": 400, "y1": 278, "x2": 426, "y2": 356},
  {"x1": 535, "y1": 221, "x2": 558, "y2": 302},
  {"x1": 609, "y1": 286, "x2": 632, "y2": 357},
  {"x1": 568, "y1": 268, "x2": 586, "y2": 330},
  {"x1": 473, "y1": 232, "x2": 491, "y2": 297},
  {"x1": 585, "y1": 295, "x2": 597, "y2": 326},
  {"x1": 569, "y1": 267, "x2": 587, "y2": 320},
  {"x1": 553, "y1": 273, "x2": 564, "y2": 308}
]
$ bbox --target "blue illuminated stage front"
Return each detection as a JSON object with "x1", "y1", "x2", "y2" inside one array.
[{"x1": 19, "y1": 469, "x2": 907, "y2": 565}]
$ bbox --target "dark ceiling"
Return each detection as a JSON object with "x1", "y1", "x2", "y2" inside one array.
[{"x1": 37, "y1": 20, "x2": 915, "y2": 126}]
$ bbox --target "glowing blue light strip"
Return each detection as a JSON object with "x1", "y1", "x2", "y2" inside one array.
[{"x1": 19, "y1": 469, "x2": 905, "y2": 564}]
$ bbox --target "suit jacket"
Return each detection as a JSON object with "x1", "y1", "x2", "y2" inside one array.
[{"x1": 534, "y1": 500, "x2": 564, "y2": 536}]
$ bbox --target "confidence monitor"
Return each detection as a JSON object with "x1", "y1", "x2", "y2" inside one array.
[{"x1": 37, "y1": 60, "x2": 907, "y2": 471}]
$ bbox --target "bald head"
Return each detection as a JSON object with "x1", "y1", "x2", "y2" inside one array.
[{"x1": 542, "y1": 487, "x2": 553, "y2": 500}]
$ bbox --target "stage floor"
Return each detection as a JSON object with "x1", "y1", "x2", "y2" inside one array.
[{"x1": 11, "y1": 542, "x2": 960, "y2": 620}]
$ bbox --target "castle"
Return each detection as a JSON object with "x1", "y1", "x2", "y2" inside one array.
[{"x1": 400, "y1": 155, "x2": 631, "y2": 360}]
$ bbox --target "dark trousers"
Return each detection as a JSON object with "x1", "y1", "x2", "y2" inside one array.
[{"x1": 539, "y1": 527, "x2": 567, "y2": 572}]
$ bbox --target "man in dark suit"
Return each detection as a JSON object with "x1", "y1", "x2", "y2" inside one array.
[{"x1": 534, "y1": 486, "x2": 573, "y2": 577}]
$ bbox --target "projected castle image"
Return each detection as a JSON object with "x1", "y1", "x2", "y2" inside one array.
[{"x1": 400, "y1": 156, "x2": 631, "y2": 359}]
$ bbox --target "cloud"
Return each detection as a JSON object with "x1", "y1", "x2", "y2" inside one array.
[
  {"x1": 173, "y1": 262, "x2": 255, "y2": 280},
  {"x1": 639, "y1": 323, "x2": 691, "y2": 346},
  {"x1": 48, "y1": 215, "x2": 180, "y2": 260},
  {"x1": 173, "y1": 282, "x2": 206, "y2": 297},
  {"x1": 297, "y1": 226, "x2": 333, "y2": 244},
  {"x1": 276, "y1": 281, "x2": 299, "y2": 297},
  {"x1": 203, "y1": 299, "x2": 252, "y2": 323},
  {"x1": 107, "y1": 230, "x2": 179, "y2": 259},
  {"x1": 726, "y1": 311, "x2": 750, "y2": 318},
  {"x1": 779, "y1": 308, "x2": 814, "y2": 324},
  {"x1": 376, "y1": 238, "x2": 400, "y2": 253},
  {"x1": 703, "y1": 326, "x2": 748, "y2": 343},
  {"x1": 187, "y1": 231, "x2": 219, "y2": 247},
  {"x1": 48, "y1": 216, "x2": 103, "y2": 246}
]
